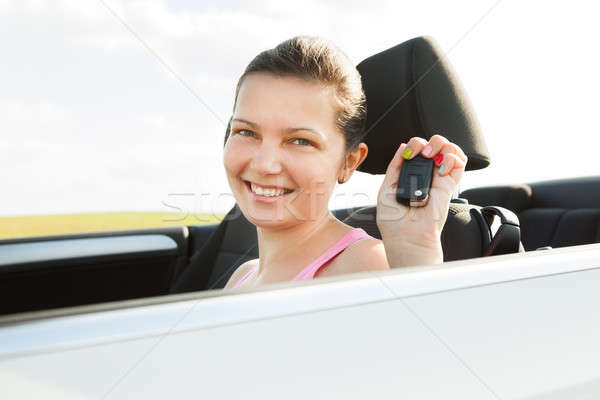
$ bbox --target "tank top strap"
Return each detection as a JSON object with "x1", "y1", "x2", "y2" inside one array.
[
  {"x1": 232, "y1": 264, "x2": 258, "y2": 289},
  {"x1": 293, "y1": 228, "x2": 371, "y2": 281}
]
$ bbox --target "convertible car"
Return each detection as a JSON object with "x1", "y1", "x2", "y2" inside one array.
[{"x1": 1, "y1": 37, "x2": 599, "y2": 399}]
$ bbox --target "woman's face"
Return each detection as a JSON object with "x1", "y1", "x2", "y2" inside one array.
[{"x1": 223, "y1": 72, "x2": 348, "y2": 229}]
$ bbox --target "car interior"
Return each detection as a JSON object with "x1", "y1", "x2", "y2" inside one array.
[
  {"x1": 1, "y1": 36, "x2": 598, "y2": 317},
  {"x1": 461, "y1": 176, "x2": 600, "y2": 251}
]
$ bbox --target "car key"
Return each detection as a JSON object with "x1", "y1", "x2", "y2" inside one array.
[{"x1": 396, "y1": 155, "x2": 435, "y2": 207}]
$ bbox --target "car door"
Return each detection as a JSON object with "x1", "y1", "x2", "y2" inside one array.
[
  {"x1": 0, "y1": 224, "x2": 219, "y2": 315},
  {"x1": 1, "y1": 243, "x2": 599, "y2": 399}
]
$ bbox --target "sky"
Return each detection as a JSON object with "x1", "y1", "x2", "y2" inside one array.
[{"x1": 1, "y1": 0, "x2": 599, "y2": 217}]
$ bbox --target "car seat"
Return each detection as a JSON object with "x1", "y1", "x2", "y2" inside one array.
[{"x1": 460, "y1": 176, "x2": 600, "y2": 251}]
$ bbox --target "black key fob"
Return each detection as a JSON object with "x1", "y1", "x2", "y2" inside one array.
[{"x1": 396, "y1": 155, "x2": 434, "y2": 207}]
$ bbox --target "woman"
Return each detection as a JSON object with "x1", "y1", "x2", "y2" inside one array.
[{"x1": 223, "y1": 36, "x2": 467, "y2": 289}]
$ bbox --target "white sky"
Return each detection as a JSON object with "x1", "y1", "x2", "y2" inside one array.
[{"x1": 1, "y1": 0, "x2": 599, "y2": 217}]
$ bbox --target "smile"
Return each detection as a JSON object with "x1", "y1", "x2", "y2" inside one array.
[{"x1": 244, "y1": 181, "x2": 294, "y2": 197}]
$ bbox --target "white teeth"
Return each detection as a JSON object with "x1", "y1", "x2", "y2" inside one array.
[{"x1": 250, "y1": 182, "x2": 286, "y2": 197}]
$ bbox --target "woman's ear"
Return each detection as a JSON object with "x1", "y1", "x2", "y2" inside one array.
[{"x1": 338, "y1": 143, "x2": 368, "y2": 183}]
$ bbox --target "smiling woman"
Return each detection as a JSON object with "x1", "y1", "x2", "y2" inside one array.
[
  {"x1": 221, "y1": 36, "x2": 468, "y2": 289},
  {"x1": 222, "y1": 37, "x2": 383, "y2": 288}
]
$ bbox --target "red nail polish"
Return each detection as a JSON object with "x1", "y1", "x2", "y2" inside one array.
[{"x1": 434, "y1": 153, "x2": 444, "y2": 165}]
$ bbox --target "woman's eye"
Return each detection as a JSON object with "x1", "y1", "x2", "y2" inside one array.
[
  {"x1": 235, "y1": 129, "x2": 256, "y2": 138},
  {"x1": 291, "y1": 138, "x2": 313, "y2": 146}
]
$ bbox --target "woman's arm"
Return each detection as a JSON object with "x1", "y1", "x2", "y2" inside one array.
[{"x1": 376, "y1": 134, "x2": 468, "y2": 268}]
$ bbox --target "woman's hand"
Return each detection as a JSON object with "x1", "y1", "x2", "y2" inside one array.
[{"x1": 376, "y1": 134, "x2": 468, "y2": 268}]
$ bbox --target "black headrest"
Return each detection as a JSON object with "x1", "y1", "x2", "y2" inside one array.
[{"x1": 356, "y1": 36, "x2": 491, "y2": 173}]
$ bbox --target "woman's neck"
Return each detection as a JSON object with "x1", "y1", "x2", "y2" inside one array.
[{"x1": 255, "y1": 210, "x2": 347, "y2": 277}]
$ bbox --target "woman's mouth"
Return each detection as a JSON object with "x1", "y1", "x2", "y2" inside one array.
[{"x1": 244, "y1": 181, "x2": 294, "y2": 199}]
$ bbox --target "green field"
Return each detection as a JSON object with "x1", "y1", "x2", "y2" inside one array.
[{"x1": 0, "y1": 212, "x2": 224, "y2": 240}]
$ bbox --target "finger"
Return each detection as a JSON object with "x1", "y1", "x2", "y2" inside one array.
[
  {"x1": 436, "y1": 153, "x2": 466, "y2": 177},
  {"x1": 449, "y1": 163, "x2": 465, "y2": 187},
  {"x1": 440, "y1": 141, "x2": 467, "y2": 163},
  {"x1": 437, "y1": 153, "x2": 456, "y2": 176},
  {"x1": 422, "y1": 134, "x2": 449, "y2": 158},
  {"x1": 432, "y1": 142, "x2": 468, "y2": 167},
  {"x1": 403, "y1": 137, "x2": 428, "y2": 159},
  {"x1": 447, "y1": 142, "x2": 468, "y2": 164},
  {"x1": 382, "y1": 143, "x2": 408, "y2": 188}
]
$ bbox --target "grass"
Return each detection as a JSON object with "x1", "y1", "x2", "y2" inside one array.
[{"x1": 0, "y1": 212, "x2": 224, "y2": 240}]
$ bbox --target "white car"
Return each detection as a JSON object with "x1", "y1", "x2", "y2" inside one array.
[{"x1": 1, "y1": 242, "x2": 599, "y2": 399}]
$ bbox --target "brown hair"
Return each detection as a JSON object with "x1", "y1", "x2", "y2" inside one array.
[{"x1": 226, "y1": 35, "x2": 366, "y2": 151}]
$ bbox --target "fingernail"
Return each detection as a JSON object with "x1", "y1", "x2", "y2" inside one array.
[
  {"x1": 434, "y1": 153, "x2": 443, "y2": 165},
  {"x1": 402, "y1": 147, "x2": 413, "y2": 159},
  {"x1": 422, "y1": 145, "x2": 432, "y2": 157},
  {"x1": 438, "y1": 164, "x2": 445, "y2": 174}
]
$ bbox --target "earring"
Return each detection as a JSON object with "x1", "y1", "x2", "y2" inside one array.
[{"x1": 338, "y1": 176, "x2": 345, "y2": 184}]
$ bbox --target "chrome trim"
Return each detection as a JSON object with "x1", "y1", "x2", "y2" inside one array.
[{"x1": 0, "y1": 235, "x2": 178, "y2": 267}]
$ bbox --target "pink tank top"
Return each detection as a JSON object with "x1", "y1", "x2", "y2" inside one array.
[{"x1": 232, "y1": 228, "x2": 371, "y2": 288}]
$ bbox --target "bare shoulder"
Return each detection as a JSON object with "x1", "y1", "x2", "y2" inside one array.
[
  {"x1": 223, "y1": 258, "x2": 258, "y2": 289},
  {"x1": 317, "y1": 238, "x2": 390, "y2": 278}
]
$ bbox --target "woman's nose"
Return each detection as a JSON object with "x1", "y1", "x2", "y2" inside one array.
[{"x1": 250, "y1": 143, "x2": 283, "y2": 175}]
